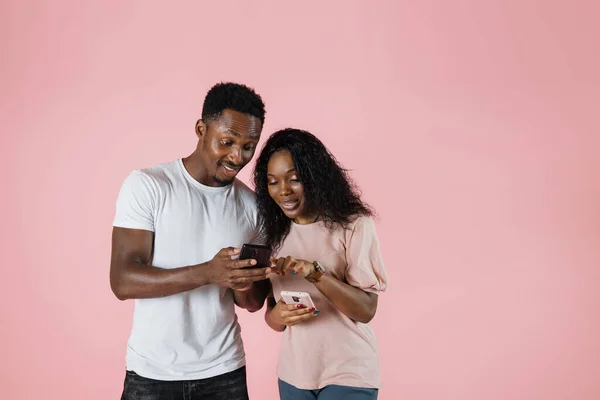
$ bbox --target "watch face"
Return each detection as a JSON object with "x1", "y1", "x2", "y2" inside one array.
[{"x1": 313, "y1": 261, "x2": 324, "y2": 273}]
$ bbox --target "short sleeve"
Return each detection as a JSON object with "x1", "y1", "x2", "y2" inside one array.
[
  {"x1": 249, "y1": 227, "x2": 267, "y2": 246},
  {"x1": 112, "y1": 170, "x2": 156, "y2": 232},
  {"x1": 240, "y1": 187, "x2": 266, "y2": 245},
  {"x1": 248, "y1": 206, "x2": 265, "y2": 245},
  {"x1": 344, "y1": 216, "x2": 388, "y2": 294}
]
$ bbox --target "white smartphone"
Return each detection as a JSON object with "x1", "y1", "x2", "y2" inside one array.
[{"x1": 280, "y1": 291, "x2": 316, "y2": 309}]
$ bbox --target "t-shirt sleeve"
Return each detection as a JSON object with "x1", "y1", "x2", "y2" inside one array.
[
  {"x1": 112, "y1": 170, "x2": 156, "y2": 232},
  {"x1": 249, "y1": 227, "x2": 267, "y2": 245},
  {"x1": 245, "y1": 190, "x2": 266, "y2": 245},
  {"x1": 345, "y1": 216, "x2": 389, "y2": 294}
]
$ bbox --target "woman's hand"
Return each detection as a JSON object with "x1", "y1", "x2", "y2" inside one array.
[
  {"x1": 270, "y1": 298, "x2": 318, "y2": 326},
  {"x1": 270, "y1": 256, "x2": 379, "y2": 324},
  {"x1": 271, "y1": 256, "x2": 314, "y2": 278}
]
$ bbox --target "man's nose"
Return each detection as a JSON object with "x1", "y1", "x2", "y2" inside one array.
[{"x1": 228, "y1": 148, "x2": 243, "y2": 165}]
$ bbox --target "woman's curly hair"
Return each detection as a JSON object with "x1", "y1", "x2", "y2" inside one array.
[{"x1": 253, "y1": 128, "x2": 373, "y2": 251}]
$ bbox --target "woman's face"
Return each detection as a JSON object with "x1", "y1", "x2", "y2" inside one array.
[{"x1": 267, "y1": 150, "x2": 313, "y2": 224}]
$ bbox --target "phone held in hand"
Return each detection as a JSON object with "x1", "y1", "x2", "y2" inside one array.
[
  {"x1": 280, "y1": 291, "x2": 316, "y2": 309},
  {"x1": 239, "y1": 243, "x2": 272, "y2": 268}
]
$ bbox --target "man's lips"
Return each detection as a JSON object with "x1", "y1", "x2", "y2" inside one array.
[{"x1": 219, "y1": 162, "x2": 241, "y2": 177}]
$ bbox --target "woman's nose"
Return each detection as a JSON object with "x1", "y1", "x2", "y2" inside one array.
[{"x1": 279, "y1": 181, "x2": 292, "y2": 195}]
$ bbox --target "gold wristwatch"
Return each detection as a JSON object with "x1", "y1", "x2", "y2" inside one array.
[{"x1": 305, "y1": 261, "x2": 325, "y2": 283}]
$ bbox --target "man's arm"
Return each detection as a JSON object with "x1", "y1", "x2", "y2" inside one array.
[
  {"x1": 110, "y1": 227, "x2": 271, "y2": 300},
  {"x1": 233, "y1": 279, "x2": 271, "y2": 312},
  {"x1": 110, "y1": 227, "x2": 209, "y2": 300}
]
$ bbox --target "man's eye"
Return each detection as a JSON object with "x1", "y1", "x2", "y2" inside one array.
[
  {"x1": 244, "y1": 146, "x2": 255, "y2": 151},
  {"x1": 220, "y1": 140, "x2": 233, "y2": 146}
]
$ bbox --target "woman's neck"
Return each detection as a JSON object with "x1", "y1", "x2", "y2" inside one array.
[{"x1": 293, "y1": 213, "x2": 320, "y2": 225}]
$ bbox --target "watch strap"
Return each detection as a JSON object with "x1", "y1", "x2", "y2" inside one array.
[{"x1": 305, "y1": 261, "x2": 325, "y2": 283}]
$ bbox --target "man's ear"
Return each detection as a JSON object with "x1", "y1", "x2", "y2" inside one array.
[{"x1": 195, "y1": 119, "x2": 207, "y2": 140}]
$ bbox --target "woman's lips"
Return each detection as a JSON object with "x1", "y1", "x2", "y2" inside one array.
[{"x1": 280, "y1": 199, "x2": 299, "y2": 211}]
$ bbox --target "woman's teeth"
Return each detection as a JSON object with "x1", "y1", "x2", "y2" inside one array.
[{"x1": 281, "y1": 200, "x2": 298, "y2": 210}]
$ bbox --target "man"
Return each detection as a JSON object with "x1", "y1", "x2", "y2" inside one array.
[{"x1": 110, "y1": 82, "x2": 271, "y2": 399}]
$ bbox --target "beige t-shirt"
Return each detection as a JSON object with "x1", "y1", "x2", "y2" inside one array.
[{"x1": 271, "y1": 216, "x2": 389, "y2": 390}]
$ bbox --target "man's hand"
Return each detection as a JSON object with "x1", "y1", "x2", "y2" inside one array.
[{"x1": 204, "y1": 247, "x2": 271, "y2": 290}]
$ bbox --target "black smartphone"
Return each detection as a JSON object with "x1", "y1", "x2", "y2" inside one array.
[{"x1": 239, "y1": 244, "x2": 272, "y2": 268}]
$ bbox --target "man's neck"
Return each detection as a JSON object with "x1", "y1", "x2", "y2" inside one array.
[{"x1": 182, "y1": 153, "x2": 211, "y2": 186}]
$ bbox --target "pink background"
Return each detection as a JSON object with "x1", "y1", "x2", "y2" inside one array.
[{"x1": 2, "y1": 1, "x2": 599, "y2": 399}]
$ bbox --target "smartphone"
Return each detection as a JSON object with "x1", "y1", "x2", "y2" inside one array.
[
  {"x1": 239, "y1": 243, "x2": 272, "y2": 268},
  {"x1": 280, "y1": 291, "x2": 316, "y2": 309}
]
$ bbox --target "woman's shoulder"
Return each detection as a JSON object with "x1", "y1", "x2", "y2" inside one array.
[
  {"x1": 339, "y1": 214, "x2": 377, "y2": 241},
  {"x1": 348, "y1": 214, "x2": 376, "y2": 231}
]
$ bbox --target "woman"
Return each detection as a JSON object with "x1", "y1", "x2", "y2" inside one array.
[{"x1": 253, "y1": 128, "x2": 389, "y2": 400}]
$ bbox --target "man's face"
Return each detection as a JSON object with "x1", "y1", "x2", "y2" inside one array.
[{"x1": 197, "y1": 109, "x2": 262, "y2": 186}]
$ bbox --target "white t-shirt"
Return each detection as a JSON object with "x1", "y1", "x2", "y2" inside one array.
[{"x1": 112, "y1": 159, "x2": 261, "y2": 381}]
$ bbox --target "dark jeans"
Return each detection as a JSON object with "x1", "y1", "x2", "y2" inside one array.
[{"x1": 120, "y1": 366, "x2": 249, "y2": 400}]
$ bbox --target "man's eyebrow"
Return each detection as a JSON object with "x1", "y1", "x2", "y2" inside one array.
[
  {"x1": 224, "y1": 129, "x2": 260, "y2": 140},
  {"x1": 224, "y1": 129, "x2": 241, "y2": 138}
]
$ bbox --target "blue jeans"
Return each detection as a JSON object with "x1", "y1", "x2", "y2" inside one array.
[
  {"x1": 120, "y1": 366, "x2": 249, "y2": 400},
  {"x1": 278, "y1": 379, "x2": 378, "y2": 400}
]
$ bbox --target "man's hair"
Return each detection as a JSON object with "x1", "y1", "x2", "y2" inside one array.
[
  {"x1": 253, "y1": 128, "x2": 373, "y2": 251},
  {"x1": 201, "y1": 82, "x2": 266, "y2": 125}
]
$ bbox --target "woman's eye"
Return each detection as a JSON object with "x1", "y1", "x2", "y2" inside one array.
[
  {"x1": 268, "y1": 181, "x2": 278, "y2": 186},
  {"x1": 244, "y1": 146, "x2": 255, "y2": 151},
  {"x1": 290, "y1": 177, "x2": 300, "y2": 183}
]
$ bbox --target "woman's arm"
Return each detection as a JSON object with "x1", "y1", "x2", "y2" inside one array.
[
  {"x1": 265, "y1": 295, "x2": 287, "y2": 332},
  {"x1": 312, "y1": 273, "x2": 378, "y2": 323},
  {"x1": 273, "y1": 256, "x2": 378, "y2": 323}
]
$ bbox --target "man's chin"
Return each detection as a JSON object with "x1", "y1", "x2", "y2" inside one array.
[{"x1": 213, "y1": 175, "x2": 235, "y2": 186}]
